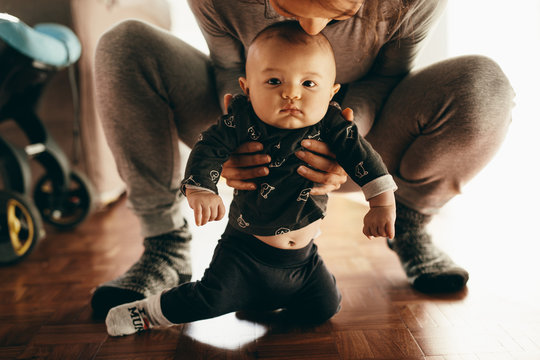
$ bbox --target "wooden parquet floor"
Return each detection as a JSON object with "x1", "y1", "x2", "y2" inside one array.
[{"x1": 1, "y1": 193, "x2": 539, "y2": 360}]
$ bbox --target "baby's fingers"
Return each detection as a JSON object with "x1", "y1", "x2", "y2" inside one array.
[
  {"x1": 202, "y1": 203, "x2": 226, "y2": 225},
  {"x1": 363, "y1": 223, "x2": 375, "y2": 239},
  {"x1": 209, "y1": 203, "x2": 221, "y2": 223},
  {"x1": 363, "y1": 223, "x2": 390, "y2": 239},
  {"x1": 199, "y1": 205, "x2": 212, "y2": 226},
  {"x1": 216, "y1": 203, "x2": 226, "y2": 221},
  {"x1": 385, "y1": 222, "x2": 395, "y2": 239},
  {"x1": 193, "y1": 204, "x2": 203, "y2": 226}
]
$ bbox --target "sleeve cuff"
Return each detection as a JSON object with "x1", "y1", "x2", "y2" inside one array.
[
  {"x1": 361, "y1": 174, "x2": 397, "y2": 200},
  {"x1": 184, "y1": 184, "x2": 216, "y2": 194}
]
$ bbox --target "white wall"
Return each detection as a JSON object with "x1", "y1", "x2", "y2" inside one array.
[
  {"x1": 416, "y1": 1, "x2": 540, "y2": 295},
  {"x1": 447, "y1": 1, "x2": 540, "y2": 149},
  {"x1": 168, "y1": 0, "x2": 208, "y2": 53}
]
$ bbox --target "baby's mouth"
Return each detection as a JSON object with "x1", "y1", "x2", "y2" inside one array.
[{"x1": 280, "y1": 104, "x2": 302, "y2": 114}]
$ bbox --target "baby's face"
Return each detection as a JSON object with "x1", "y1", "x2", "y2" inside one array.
[{"x1": 240, "y1": 37, "x2": 340, "y2": 129}]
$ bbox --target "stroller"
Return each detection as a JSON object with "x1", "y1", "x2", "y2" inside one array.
[{"x1": 0, "y1": 13, "x2": 94, "y2": 264}]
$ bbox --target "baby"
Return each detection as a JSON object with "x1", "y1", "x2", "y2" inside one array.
[{"x1": 105, "y1": 21, "x2": 396, "y2": 336}]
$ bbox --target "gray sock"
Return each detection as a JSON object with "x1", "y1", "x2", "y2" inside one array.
[
  {"x1": 91, "y1": 219, "x2": 192, "y2": 318},
  {"x1": 388, "y1": 202, "x2": 469, "y2": 293}
]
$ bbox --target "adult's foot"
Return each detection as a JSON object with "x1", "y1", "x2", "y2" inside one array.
[
  {"x1": 388, "y1": 202, "x2": 469, "y2": 293},
  {"x1": 91, "y1": 220, "x2": 192, "y2": 318}
]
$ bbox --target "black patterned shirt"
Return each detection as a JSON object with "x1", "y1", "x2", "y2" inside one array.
[{"x1": 181, "y1": 95, "x2": 396, "y2": 236}]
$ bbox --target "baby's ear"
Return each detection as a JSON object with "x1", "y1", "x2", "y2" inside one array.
[
  {"x1": 332, "y1": 83, "x2": 341, "y2": 98},
  {"x1": 239, "y1": 77, "x2": 250, "y2": 97}
]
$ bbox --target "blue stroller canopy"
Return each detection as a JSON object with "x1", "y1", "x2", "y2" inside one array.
[{"x1": 0, "y1": 13, "x2": 81, "y2": 67}]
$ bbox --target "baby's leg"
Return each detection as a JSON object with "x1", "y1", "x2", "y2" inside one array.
[
  {"x1": 161, "y1": 241, "x2": 264, "y2": 324},
  {"x1": 135, "y1": 240, "x2": 260, "y2": 331},
  {"x1": 286, "y1": 253, "x2": 342, "y2": 325},
  {"x1": 106, "y1": 237, "x2": 257, "y2": 336}
]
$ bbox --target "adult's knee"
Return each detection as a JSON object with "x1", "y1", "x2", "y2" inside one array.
[
  {"x1": 458, "y1": 55, "x2": 513, "y2": 100},
  {"x1": 95, "y1": 20, "x2": 156, "y2": 75},
  {"x1": 411, "y1": 55, "x2": 514, "y2": 143},
  {"x1": 445, "y1": 55, "x2": 514, "y2": 129}
]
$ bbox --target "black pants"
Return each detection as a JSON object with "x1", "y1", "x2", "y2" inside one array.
[{"x1": 160, "y1": 224, "x2": 342, "y2": 325}]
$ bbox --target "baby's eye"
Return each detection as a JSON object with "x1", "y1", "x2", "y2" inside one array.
[
  {"x1": 267, "y1": 78, "x2": 281, "y2": 85},
  {"x1": 302, "y1": 80, "x2": 317, "y2": 88}
]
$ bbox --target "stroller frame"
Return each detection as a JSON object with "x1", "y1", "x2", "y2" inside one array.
[{"x1": 0, "y1": 14, "x2": 94, "y2": 264}]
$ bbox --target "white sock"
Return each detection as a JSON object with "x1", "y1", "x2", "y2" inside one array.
[{"x1": 105, "y1": 292, "x2": 174, "y2": 336}]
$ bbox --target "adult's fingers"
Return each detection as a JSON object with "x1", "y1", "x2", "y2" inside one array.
[
  {"x1": 341, "y1": 107, "x2": 354, "y2": 122},
  {"x1": 231, "y1": 141, "x2": 264, "y2": 154},
  {"x1": 300, "y1": 139, "x2": 335, "y2": 158},
  {"x1": 297, "y1": 165, "x2": 347, "y2": 193},
  {"x1": 224, "y1": 153, "x2": 270, "y2": 168},
  {"x1": 222, "y1": 165, "x2": 269, "y2": 182}
]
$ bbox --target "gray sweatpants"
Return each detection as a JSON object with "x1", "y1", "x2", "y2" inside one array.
[{"x1": 94, "y1": 20, "x2": 514, "y2": 237}]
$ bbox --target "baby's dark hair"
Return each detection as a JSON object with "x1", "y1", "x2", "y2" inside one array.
[{"x1": 250, "y1": 20, "x2": 335, "y2": 58}]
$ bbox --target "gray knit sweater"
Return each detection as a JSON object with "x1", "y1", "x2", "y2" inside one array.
[{"x1": 187, "y1": 0, "x2": 446, "y2": 130}]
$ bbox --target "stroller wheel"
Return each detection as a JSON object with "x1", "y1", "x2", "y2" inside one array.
[
  {"x1": 0, "y1": 191, "x2": 43, "y2": 265},
  {"x1": 34, "y1": 170, "x2": 95, "y2": 229}
]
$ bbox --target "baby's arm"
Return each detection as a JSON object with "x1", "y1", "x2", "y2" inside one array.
[
  {"x1": 186, "y1": 188, "x2": 226, "y2": 226},
  {"x1": 363, "y1": 190, "x2": 396, "y2": 240}
]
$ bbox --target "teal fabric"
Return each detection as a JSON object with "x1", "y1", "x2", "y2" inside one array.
[{"x1": 0, "y1": 14, "x2": 81, "y2": 67}]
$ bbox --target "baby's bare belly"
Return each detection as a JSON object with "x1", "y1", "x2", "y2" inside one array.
[{"x1": 254, "y1": 220, "x2": 321, "y2": 249}]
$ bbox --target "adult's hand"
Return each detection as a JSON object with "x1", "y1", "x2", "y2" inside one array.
[
  {"x1": 295, "y1": 107, "x2": 353, "y2": 195},
  {"x1": 221, "y1": 92, "x2": 354, "y2": 195}
]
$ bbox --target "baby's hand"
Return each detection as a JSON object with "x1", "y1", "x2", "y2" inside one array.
[
  {"x1": 186, "y1": 189, "x2": 226, "y2": 226},
  {"x1": 363, "y1": 205, "x2": 396, "y2": 240}
]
